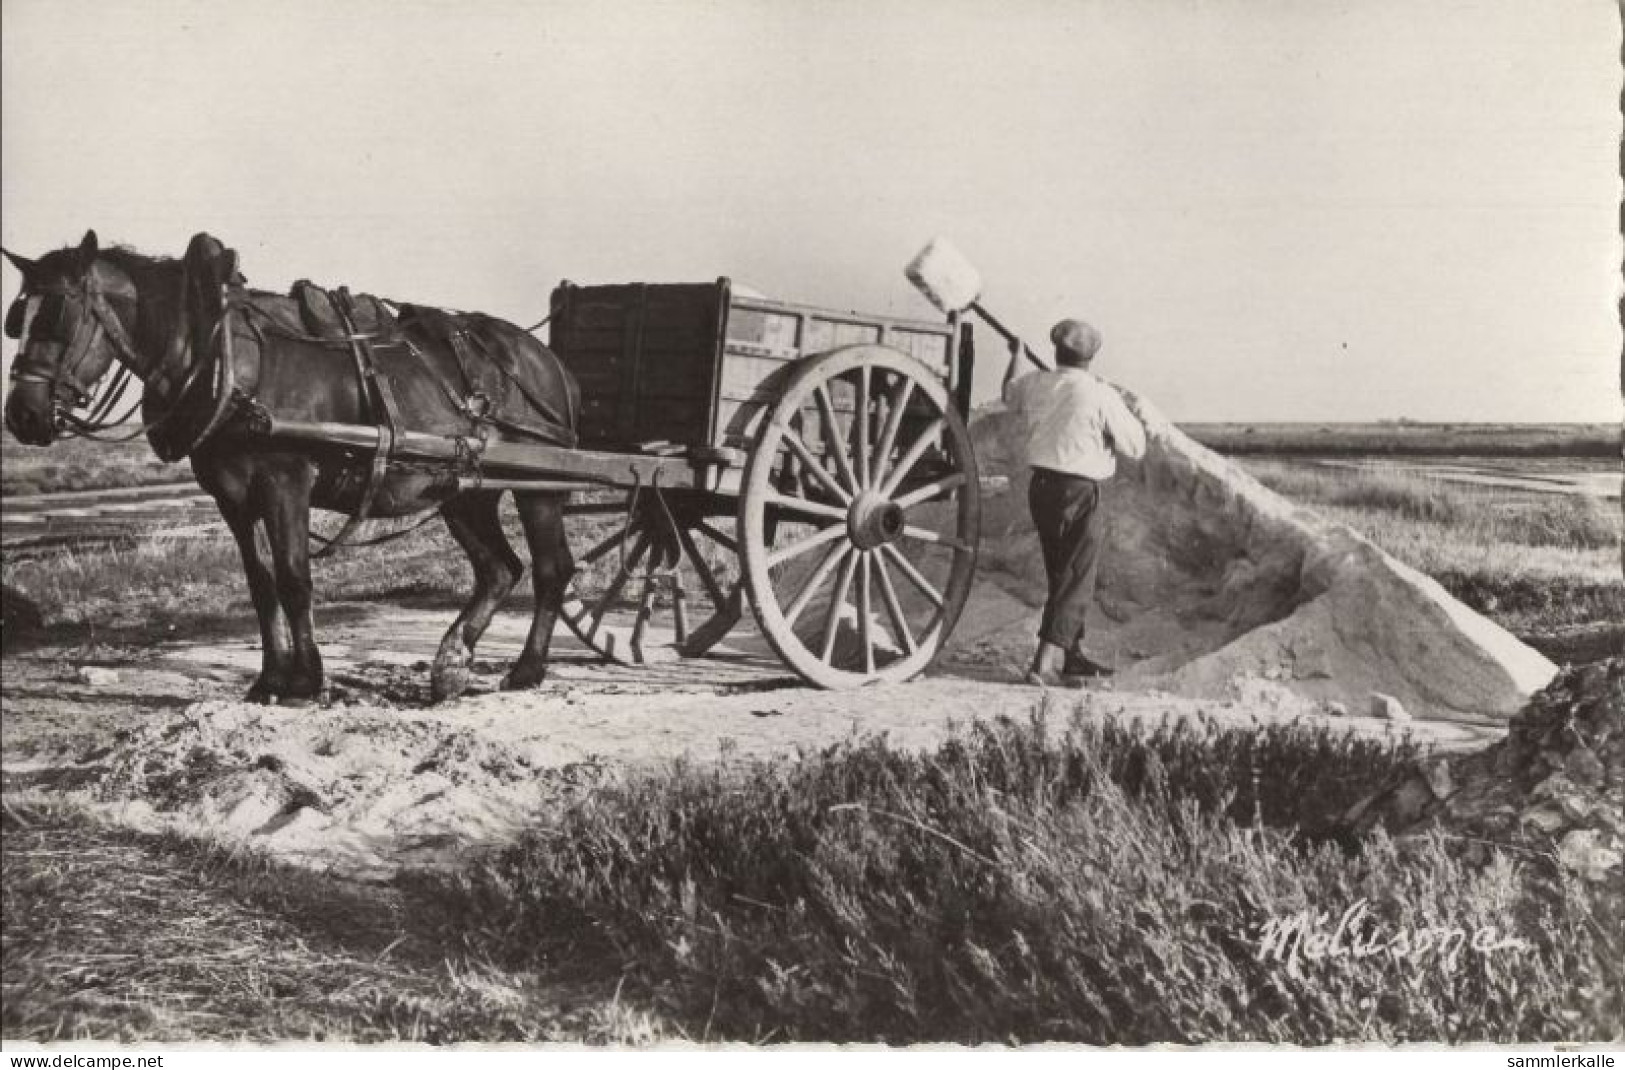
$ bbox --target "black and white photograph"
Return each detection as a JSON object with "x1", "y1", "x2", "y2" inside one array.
[{"x1": 1, "y1": 0, "x2": 1620, "y2": 1054}]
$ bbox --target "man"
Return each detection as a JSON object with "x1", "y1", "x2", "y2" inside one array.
[{"x1": 1002, "y1": 318, "x2": 1147, "y2": 687}]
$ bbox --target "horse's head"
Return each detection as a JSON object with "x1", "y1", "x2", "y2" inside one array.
[{"x1": 4, "y1": 230, "x2": 138, "y2": 446}]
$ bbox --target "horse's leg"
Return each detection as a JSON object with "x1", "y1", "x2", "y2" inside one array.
[
  {"x1": 431, "y1": 491, "x2": 523, "y2": 703},
  {"x1": 502, "y1": 492, "x2": 570, "y2": 691},
  {"x1": 215, "y1": 497, "x2": 292, "y2": 704},
  {"x1": 193, "y1": 455, "x2": 291, "y2": 703},
  {"x1": 259, "y1": 466, "x2": 325, "y2": 706}
]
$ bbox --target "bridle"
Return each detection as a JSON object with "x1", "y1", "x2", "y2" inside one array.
[{"x1": 7, "y1": 267, "x2": 218, "y2": 443}]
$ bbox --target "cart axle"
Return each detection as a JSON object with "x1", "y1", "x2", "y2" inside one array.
[{"x1": 847, "y1": 491, "x2": 905, "y2": 551}]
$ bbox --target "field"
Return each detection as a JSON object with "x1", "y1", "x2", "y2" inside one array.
[
  {"x1": 7, "y1": 443, "x2": 1617, "y2": 662},
  {"x1": 5, "y1": 423, "x2": 1617, "y2": 494},
  {"x1": 1182, "y1": 422, "x2": 1618, "y2": 457},
  {"x1": 1, "y1": 437, "x2": 188, "y2": 497},
  {"x1": 1238, "y1": 457, "x2": 1621, "y2": 662},
  {"x1": 1, "y1": 424, "x2": 1621, "y2": 1044}
]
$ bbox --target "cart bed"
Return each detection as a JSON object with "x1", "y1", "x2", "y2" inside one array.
[{"x1": 548, "y1": 280, "x2": 970, "y2": 457}]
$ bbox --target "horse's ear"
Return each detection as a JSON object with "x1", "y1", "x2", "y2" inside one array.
[
  {"x1": 75, "y1": 230, "x2": 99, "y2": 272},
  {"x1": 1, "y1": 247, "x2": 34, "y2": 278}
]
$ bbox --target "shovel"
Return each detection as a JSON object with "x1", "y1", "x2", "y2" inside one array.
[{"x1": 904, "y1": 236, "x2": 1052, "y2": 371}]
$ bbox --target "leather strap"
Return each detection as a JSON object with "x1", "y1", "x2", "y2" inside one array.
[{"x1": 312, "y1": 288, "x2": 401, "y2": 559}]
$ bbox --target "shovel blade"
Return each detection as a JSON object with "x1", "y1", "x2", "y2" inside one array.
[{"x1": 904, "y1": 235, "x2": 983, "y2": 314}]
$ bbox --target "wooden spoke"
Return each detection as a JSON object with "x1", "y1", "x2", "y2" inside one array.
[
  {"x1": 872, "y1": 550, "x2": 919, "y2": 656},
  {"x1": 675, "y1": 521, "x2": 730, "y2": 610},
  {"x1": 857, "y1": 551, "x2": 875, "y2": 673},
  {"x1": 812, "y1": 384, "x2": 860, "y2": 494},
  {"x1": 678, "y1": 583, "x2": 744, "y2": 657},
  {"x1": 901, "y1": 525, "x2": 971, "y2": 552},
  {"x1": 893, "y1": 471, "x2": 968, "y2": 511},
  {"x1": 878, "y1": 416, "x2": 946, "y2": 499},
  {"x1": 693, "y1": 519, "x2": 738, "y2": 554},
  {"x1": 564, "y1": 500, "x2": 636, "y2": 517},
  {"x1": 575, "y1": 526, "x2": 630, "y2": 570},
  {"x1": 671, "y1": 568, "x2": 690, "y2": 645},
  {"x1": 880, "y1": 541, "x2": 944, "y2": 608},
  {"x1": 766, "y1": 491, "x2": 850, "y2": 524},
  {"x1": 869, "y1": 376, "x2": 915, "y2": 488},
  {"x1": 588, "y1": 532, "x2": 650, "y2": 634},
  {"x1": 785, "y1": 540, "x2": 850, "y2": 626},
  {"x1": 819, "y1": 550, "x2": 860, "y2": 664},
  {"x1": 766, "y1": 520, "x2": 848, "y2": 569},
  {"x1": 781, "y1": 426, "x2": 852, "y2": 505},
  {"x1": 630, "y1": 574, "x2": 657, "y2": 651},
  {"x1": 852, "y1": 366, "x2": 870, "y2": 490}
]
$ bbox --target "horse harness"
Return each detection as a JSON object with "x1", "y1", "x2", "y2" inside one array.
[
  {"x1": 305, "y1": 288, "x2": 404, "y2": 557},
  {"x1": 232, "y1": 286, "x2": 576, "y2": 556}
]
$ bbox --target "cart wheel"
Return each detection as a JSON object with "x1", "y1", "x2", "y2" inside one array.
[
  {"x1": 561, "y1": 488, "x2": 742, "y2": 664},
  {"x1": 739, "y1": 344, "x2": 979, "y2": 689}
]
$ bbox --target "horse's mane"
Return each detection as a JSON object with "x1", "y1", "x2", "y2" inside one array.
[
  {"x1": 81, "y1": 245, "x2": 185, "y2": 353},
  {"x1": 101, "y1": 245, "x2": 178, "y2": 278}
]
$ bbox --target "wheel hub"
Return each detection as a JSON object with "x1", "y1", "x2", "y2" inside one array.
[{"x1": 847, "y1": 491, "x2": 905, "y2": 551}]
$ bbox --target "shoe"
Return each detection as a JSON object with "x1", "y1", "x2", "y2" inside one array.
[
  {"x1": 1025, "y1": 641, "x2": 1083, "y2": 688},
  {"x1": 1024, "y1": 668, "x2": 1085, "y2": 689},
  {"x1": 1064, "y1": 651, "x2": 1115, "y2": 678}
]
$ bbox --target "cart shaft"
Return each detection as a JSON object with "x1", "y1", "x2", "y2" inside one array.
[{"x1": 255, "y1": 416, "x2": 715, "y2": 489}]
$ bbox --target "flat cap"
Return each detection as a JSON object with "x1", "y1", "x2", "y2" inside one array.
[{"x1": 1050, "y1": 318, "x2": 1102, "y2": 362}]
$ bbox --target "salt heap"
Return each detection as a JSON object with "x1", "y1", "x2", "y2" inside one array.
[{"x1": 949, "y1": 384, "x2": 1557, "y2": 724}]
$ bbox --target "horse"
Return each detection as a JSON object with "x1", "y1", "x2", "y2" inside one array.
[{"x1": 4, "y1": 229, "x2": 580, "y2": 705}]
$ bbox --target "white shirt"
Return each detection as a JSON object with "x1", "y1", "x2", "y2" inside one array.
[{"x1": 1005, "y1": 366, "x2": 1147, "y2": 479}]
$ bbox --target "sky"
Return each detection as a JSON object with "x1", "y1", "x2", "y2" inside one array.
[{"x1": 2, "y1": 0, "x2": 1619, "y2": 422}]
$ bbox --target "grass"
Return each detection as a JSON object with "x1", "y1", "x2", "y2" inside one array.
[
  {"x1": 1241, "y1": 459, "x2": 1622, "y2": 644},
  {"x1": 1245, "y1": 461, "x2": 1620, "y2": 551},
  {"x1": 415, "y1": 710, "x2": 1620, "y2": 1044},
  {"x1": 1, "y1": 437, "x2": 187, "y2": 496},
  {"x1": 2, "y1": 499, "x2": 735, "y2": 646},
  {"x1": 3, "y1": 521, "x2": 470, "y2": 636},
  {"x1": 7, "y1": 708, "x2": 1616, "y2": 1043},
  {"x1": 0, "y1": 800, "x2": 662, "y2": 1044}
]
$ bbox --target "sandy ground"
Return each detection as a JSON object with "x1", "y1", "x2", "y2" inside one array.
[{"x1": 1, "y1": 597, "x2": 1502, "y2": 882}]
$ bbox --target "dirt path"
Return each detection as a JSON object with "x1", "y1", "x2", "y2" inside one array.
[{"x1": 2, "y1": 599, "x2": 1501, "y2": 881}]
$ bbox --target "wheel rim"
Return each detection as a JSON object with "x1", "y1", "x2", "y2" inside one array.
[
  {"x1": 562, "y1": 488, "x2": 741, "y2": 663},
  {"x1": 739, "y1": 344, "x2": 980, "y2": 689}
]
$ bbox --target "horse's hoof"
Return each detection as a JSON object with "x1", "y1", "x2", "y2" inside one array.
[
  {"x1": 431, "y1": 667, "x2": 472, "y2": 704},
  {"x1": 499, "y1": 670, "x2": 545, "y2": 692},
  {"x1": 245, "y1": 687, "x2": 275, "y2": 705},
  {"x1": 276, "y1": 694, "x2": 318, "y2": 709}
]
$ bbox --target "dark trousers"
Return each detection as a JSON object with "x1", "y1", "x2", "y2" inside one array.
[{"x1": 1027, "y1": 466, "x2": 1104, "y2": 650}]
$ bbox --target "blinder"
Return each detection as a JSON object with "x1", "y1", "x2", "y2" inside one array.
[
  {"x1": 4, "y1": 295, "x2": 24, "y2": 340},
  {"x1": 6, "y1": 275, "x2": 137, "y2": 413},
  {"x1": 4, "y1": 293, "x2": 67, "y2": 345}
]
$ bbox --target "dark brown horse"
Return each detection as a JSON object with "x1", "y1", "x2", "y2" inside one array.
[{"x1": 5, "y1": 230, "x2": 579, "y2": 704}]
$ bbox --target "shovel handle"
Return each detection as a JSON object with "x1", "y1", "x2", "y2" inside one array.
[{"x1": 969, "y1": 301, "x2": 1052, "y2": 371}]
